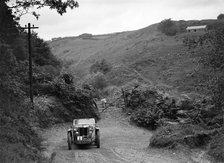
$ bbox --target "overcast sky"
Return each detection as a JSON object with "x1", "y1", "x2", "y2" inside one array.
[{"x1": 19, "y1": 0, "x2": 224, "y2": 40}]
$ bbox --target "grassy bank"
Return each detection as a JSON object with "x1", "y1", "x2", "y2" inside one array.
[{"x1": 0, "y1": 88, "x2": 100, "y2": 162}]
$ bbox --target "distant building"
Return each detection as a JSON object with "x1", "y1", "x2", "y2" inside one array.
[{"x1": 186, "y1": 25, "x2": 207, "y2": 32}]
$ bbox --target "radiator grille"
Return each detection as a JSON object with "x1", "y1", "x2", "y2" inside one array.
[{"x1": 79, "y1": 128, "x2": 88, "y2": 136}]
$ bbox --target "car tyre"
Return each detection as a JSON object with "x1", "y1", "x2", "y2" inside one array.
[
  {"x1": 67, "y1": 132, "x2": 72, "y2": 150},
  {"x1": 96, "y1": 130, "x2": 100, "y2": 148}
]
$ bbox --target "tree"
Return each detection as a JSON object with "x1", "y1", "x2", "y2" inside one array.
[
  {"x1": 5, "y1": 0, "x2": 79, "y2": 19},
  {"x1": 158, "y1": 18, "x2": 178, "y2": 36},
  {"x1": 217, "y1": 13, "x2": 224, "y2": 20},
  {"x1": 32, "y1": 34, "x2": 61, "y2": 67},
  {"x1": 0, "y1": 1, "x2": 19, "y2": 44}
]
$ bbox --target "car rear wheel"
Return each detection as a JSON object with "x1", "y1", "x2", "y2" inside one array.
[
  {"x1": 67, "y1": 132, "x2": 72, "y2": 150},
  {"x1": 96, "y1": 130, "x2": 100, "y2": 148}
]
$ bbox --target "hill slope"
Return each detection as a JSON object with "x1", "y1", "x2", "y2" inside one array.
[{"x1": 48, "y1": 21, "x2": 211, "y2": 95}]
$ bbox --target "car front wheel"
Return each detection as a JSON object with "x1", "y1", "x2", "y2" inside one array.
[
  {"x1": 96, "y1": 130, "x2": 100, "y2": 148},
  {"x1": 67, "y1": 132, "x2": 72, "y2": 150}
]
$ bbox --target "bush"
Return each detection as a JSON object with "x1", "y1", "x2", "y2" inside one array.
[
  {"x1": 0, "y1": 102, "x2": 42, "y2": 162},
  {"x1": 150, "y1": 124, "x2": 210, "y2": 148},
  {"x1": 158, "y1": 19, "x2": 178, "y2": 36},
  {"x1": 217, "y1": 13, "x2": 224, "y2": 20},
  {"x1": 208, "y1": 128, "x2": 224, "y2": 162},
  {"x1": 51, "y1": 77, "x2": 100, "y2": 120},
  {"x1": 130, "y1": 107, "x2": 163, "y2": 130},
  {"x1": 30, "y1": 96, "x2": 72, "y2": 127},
  {"x1": 90, "y1": 58, "x2": 112, "y2": 74},
  {"x1": 84, "y1": 72, "x2": 108, "y2": 90}
]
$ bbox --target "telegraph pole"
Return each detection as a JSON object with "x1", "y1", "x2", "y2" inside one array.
[{"x1": 23, "y1": 23, "x2": 38, "y2": 108}]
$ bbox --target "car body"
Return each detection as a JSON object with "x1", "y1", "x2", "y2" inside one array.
[{"x1": 67, "y1": 118, "x2": 100, "y2": 149}]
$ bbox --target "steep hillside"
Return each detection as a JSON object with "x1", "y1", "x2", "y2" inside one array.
[{"x1": 48, "y1": 20, "x2": 215, "y2": 95}]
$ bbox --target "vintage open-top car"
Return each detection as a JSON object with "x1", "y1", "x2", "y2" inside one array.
[{"x1": 67, "y1": 118, "x2": 100, "y2": 149}]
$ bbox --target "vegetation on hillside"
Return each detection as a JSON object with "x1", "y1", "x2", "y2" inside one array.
[
  {"x1": 0, "y1": 1, "x2": 101, "y2": 162},
  {"x1": 90, "y1": 59, "x2": 112, "y2": 74},
  {"x1": 189, "y1": 25, "x2": 224, "y2": 161},
  {"x1": 217, "y1": 13, "x2": 224, "y2": 20},
  {"x1": 122, "y1": 19, "x2": 224, "y2": 162},
  {"x1": 6, "y1": 0, "x2": 79, "y2": 19},
  {"x1": 47, "y1": 12, "x2": 224, "y2": 162},
  {"x1": 158, "y1": 19, "x2": 178, "y2": 36}
]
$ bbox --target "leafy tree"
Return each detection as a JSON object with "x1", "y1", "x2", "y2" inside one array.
[
  {"x1": 32, "y1": 34, "x2": 61, "y2": 67},
  {"x1": 217, "y1": 13, "x2": 224, "y2": 20},
  {"x1": 0, "y1": 1, "x2": 82, "y2": 162},
  {"x1": 0, "y1": 1, "x2": 19, "y2": 44},
  {"x1": 158, "y1": 18, "x2": 178, "y2": 36},
  {"x1": 6, "y1": 0, "x2": 79, "y2": 19}
]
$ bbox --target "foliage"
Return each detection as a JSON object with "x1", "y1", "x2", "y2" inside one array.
[
  {"x1": 208, "y1": 128, "x2": 224, "y2": 162},
  {"x1": 0, "y1": 1, "x2": 19, "y2": 44},
  {"x1": 90, "y1": 59, "x2": 112, "y2": 74},
  {"x1": 182, "y1": 27, "x2": 224, "y2": 162},
  {"x1": 122, "y1": 81, "x2": 223, "y2": 131},
  {"x1": 0, "y1": 94, "x2": 42, "y2": 162},
  {"x1": 130, "y1": 107, "x2": 163, "y2": 130},
  {"x1": 182, "y1": 36, "x2": 198, "y2": 49},
  {"x1": 85, "y1": 72, "x2": 108, "y2": 90},
  {"x1": 51, "y1": 76, "x2": 100, "y2": 120},
  {"x1": 150, "y1": 124, "x2": 210, "y2": 148},
  {"x1": 0, "y1": 1, "x2": 87, "y2": 162},
  {"x1": 30, "y1": 96, "x2": 72, "y2": 127},
  {"x1": 6, "y1": 0, "x2": 79, "y2": 19},
  {"x1": 158, "y1": 19, "x2": 178, "y2": 36},
  {"x1": 197, "y1": 28, "x2": 224, "y2": 70},
  {"x1": 32, "y1": 34, "x2": 61, "y2": 67},
  {"x1": 196, "y1": 29, "x2": 224, "y2": 118},
  {"x1": 122, "y1": 83, "x2": 178, "y2": 130},
  {"x1": 217, "y1": 13, "x2": 224, "y2": 20},
  {"x1": 0, "y1": 45, "x2": 25, "y2": 98},
  {"x1": 176, "y1": 20, "x2": 187, "y2": 33},
  {"x1": 207, "y1": 21, "x2": 224, "y2": 31}
]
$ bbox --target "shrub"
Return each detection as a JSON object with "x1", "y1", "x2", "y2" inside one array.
[
  {"x1": 208, "y1": 128, "x2": 224, "y2": 162},
  {"x1": 90, "y1": 59, "x2": 112, "y2": 74},
  {"x1": 0, "y1": 102, "x2": 42, "y2": 162},
  {"x1": 84, "y1": 72, "x2": 108, "y2": 90},
  {"x1": 150, "y1": 124, "x2": 210, "y2": 148},
  {"x1": 130, "y1": 107, "x2": 163, "y2": 130},
  {"x1": 158, "y1": 19, "x2": 178, "y2": 36},
  {"x1": 51, "y1": 77, "x2": 100, "y2": 120},
  {"x1": 30, "y1": 96, "x2": 72, "y2": 127},
  {"x1": 217, "y1": 13, "x2": 224, "y2": 20}
]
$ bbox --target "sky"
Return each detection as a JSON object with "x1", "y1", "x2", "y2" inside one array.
[{"x1": 19, "y1": 0, "x2": 224, "y2": 40}]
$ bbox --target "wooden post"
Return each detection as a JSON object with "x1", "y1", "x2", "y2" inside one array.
[{"x1": 23, "y1": 23, "x2": 38, "y2": 108}]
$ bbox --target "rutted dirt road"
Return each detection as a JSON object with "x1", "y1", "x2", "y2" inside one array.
[{"x1": 40, "y1": 106, "x2": 210, "y2": 163}]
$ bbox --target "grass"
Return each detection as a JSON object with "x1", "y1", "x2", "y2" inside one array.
[
  {"x1": 48, "y1": 20, "x2": 212, "y2": 94},
  {"x1": 0, "y1": 111, "x2": 42, "y2": 163},
  {"x1": 49, "y1": 19, "x2": 223, "y2": 162},
  {"x1": 208, "y1": 128, "x2": 224, "y2": 162},
  {"x1": 150, "y1": 124, "x2": 210, "y2": 149}
]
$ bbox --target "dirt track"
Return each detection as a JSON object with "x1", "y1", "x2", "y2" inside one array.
[{"x1": 40, "y1": 106, "x2": 210, "y2": 163}]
